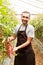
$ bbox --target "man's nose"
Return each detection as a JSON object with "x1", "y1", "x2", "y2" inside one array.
[{"x1": 23, "y1": 17, "x2": 27, "y2": 20}]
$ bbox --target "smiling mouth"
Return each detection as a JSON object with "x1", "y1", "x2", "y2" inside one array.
[{"x1": 22, "y1": 20, "x2": 28, "y2": 22}]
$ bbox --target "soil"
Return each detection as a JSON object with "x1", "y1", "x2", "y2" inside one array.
[{"x1": 32, "y1": 40, "x2": 43, "y2": 65}]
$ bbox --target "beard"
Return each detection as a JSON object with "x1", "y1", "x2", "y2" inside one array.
[{"x1": 22, "y1": 20, "x2": 28, "y2": 24}]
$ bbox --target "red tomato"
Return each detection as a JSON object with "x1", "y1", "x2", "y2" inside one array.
[{"x1": 5, "y1": 42, "x2": 13, "y2": 58}]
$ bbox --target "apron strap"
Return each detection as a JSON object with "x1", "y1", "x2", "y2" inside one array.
[
  {"x1": 25, "y1": 24, "x2": 28, "y2": 32},
  {"x1": 18, "y1": 24, "x2": 22, "y2": 31}
]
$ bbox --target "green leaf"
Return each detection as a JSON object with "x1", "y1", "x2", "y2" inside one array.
[{"x1": 0, "y1": 0, "x2": 2, "y2": 5}]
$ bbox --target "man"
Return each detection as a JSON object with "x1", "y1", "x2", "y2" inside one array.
[{"x1": 7, "y1": 11, "x2": 35, "y2": 65}]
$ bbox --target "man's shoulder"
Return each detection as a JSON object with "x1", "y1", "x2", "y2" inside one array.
[
  {"x1": 15, "y1": 24, "x2": 21, "y2": 29},
  {"x1": 27, "y1": 24, "x2": 34, "y2": 31},
  {"x1": 27, "y1": 24, "x2": 34, "y2": 29}
]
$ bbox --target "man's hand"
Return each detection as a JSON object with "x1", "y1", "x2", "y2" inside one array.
[
  {"x1": 6, "y1": 37, "x2": 12, "y2": 42},
  {"x1": 11, "y1": 47, "x2": 19, "y2": 56},
  {"x1": 13, "y1": 47, "x2": 19, "y2": 52},
  {"x1": 11, "y1": 47, "x2": 19, "y2": 54}
]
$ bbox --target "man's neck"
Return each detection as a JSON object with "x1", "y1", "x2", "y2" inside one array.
[{"x1": 22, "y1": 23, "x2": 28, "y2": 26}]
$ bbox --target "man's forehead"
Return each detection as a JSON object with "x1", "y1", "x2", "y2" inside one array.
[{"x1": 22, "y1": 13, "x2": 29, "y2": 17}]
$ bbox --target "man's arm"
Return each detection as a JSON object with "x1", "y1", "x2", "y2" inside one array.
[
  {"x1": 13, "y1": 37, "x2": 33, "y2": 51},
  {"x1": 7, "y1": 34, "x2": 16, "y2": 42},
  {"x1": 17, "y1": 37, "x2": 32, "y2": 49}
]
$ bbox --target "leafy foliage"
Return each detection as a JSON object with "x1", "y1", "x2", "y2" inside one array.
[
  {"x1": 29, "y1": 14, "x2": 43, "y2": 31},
  {"x1": 0, "y1": 0, "x2": 19, "y2": 64},
  {"x1": 29, "y1": 14, "x2": 43, "y2": 42}
]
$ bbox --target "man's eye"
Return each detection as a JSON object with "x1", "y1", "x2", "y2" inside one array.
[
  {"x1": 22, "y1": 16, "x2": 29, "y2": 19},
  {"x1": 26, "y1": 17, "x2": 29, "y2": 19},
  {"x1": 22, "y1": 16, "x2": 25, "y2": 18}
]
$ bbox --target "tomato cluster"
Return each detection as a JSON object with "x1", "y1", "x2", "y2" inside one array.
[{"x1": 5, "y1": 42, "x2": 13, "y2": 58}]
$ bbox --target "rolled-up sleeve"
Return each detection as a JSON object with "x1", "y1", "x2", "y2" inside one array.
[{"x1": 26, "y1": 26, "x2": 35, "y2": 38}]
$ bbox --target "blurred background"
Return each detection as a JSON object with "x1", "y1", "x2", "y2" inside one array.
[{"x1": 0, "y1": 0, "x2": 43, "y2": 65}]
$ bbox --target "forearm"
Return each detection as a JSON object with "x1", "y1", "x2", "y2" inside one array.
[
  {"x1": 10, "y1": 36, "x2": 15, "y2": 41},
  {"x1": 17, "y1": 38, "x2": 32, "y2": 50},
  {"x1": 7, "y1": 34, "x2": 16, "y2": 42},
  {"x1": 13, "y1": 38, "x2": 33, "y2": 52},
  {"x1": 10, "y1": 34, "x2": 16, "y2": 41},
  {"x1": 17, "y1": 41, "x2": 29, "y2": 49}
]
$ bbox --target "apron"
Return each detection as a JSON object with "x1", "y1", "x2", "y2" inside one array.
[{"x1": 14, "y1": 24, "x2": 35, "y2": 65}]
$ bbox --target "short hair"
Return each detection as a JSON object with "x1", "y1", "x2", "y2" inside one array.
[{"x1": 22, "y1": 11, "x2": 30, "y2": 17}]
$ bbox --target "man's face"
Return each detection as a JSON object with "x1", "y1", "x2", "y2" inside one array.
[{"x1": 21, "y1": 12, "x2": 30, "y2": 25}]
